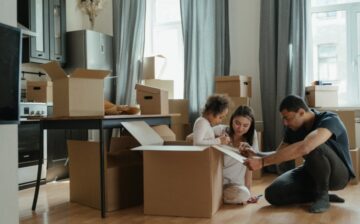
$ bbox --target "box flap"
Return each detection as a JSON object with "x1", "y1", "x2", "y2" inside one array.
[
  {"x1": 41, "y1": 61, "x2": 67, "y2": 81},
  {"x1": 152, "y1": 125, "x2": 176, "y2": 141},
  {"x1": 132, "y1": 145, "x2": 208, "y2": 152},
  {"x1": 215, "y1": 75, "x2": 251, "y2": 82},
  {"x1": 305, "y1": 85, "x2": 338, "y2": 91},
  {"x1": 121, "y1": 121, "x2": 164, "y2": 145},
  {"x1": 135, "y1": 84, "x2": 162, "y2": 94},
  {"x1": 71, "y1": 68, "x2": 110, "y2": 79},
  {"x1": 211, "y1": 145, "x2": 246, "y2": 163}
]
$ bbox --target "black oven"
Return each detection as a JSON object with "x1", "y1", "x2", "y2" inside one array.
[
  {"x1": 18, "y1": 120, "x2": 42, "y2": 167},
  {"x1": 18, "y1": 102, "x2": 47, "y2": 189}
]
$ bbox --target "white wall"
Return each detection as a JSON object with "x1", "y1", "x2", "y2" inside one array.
[
  {"x1": 229, "y1": 0, "x2": 262, "y2": 122},
  {"x1": 66, "y1": 0, "x2": 113, "y2": 36},
  {"x1": 0, "y1": 2, "x2": 20, "y2": 224}
]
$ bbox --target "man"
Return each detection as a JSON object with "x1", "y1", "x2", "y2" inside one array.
[{"x1": 242, "y1": 95, "x2": 355, "y2": 213}]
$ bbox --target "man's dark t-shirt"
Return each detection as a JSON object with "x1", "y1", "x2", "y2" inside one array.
[{"x1": 283, "y1": 109, "x2": 355, "y2": 178}]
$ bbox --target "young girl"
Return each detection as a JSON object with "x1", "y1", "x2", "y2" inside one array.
[
  {"x1": 223, "y1": 105, "x2": 259, "y2": 204},
  {"x1": 193, "y1": 94, "x2": 231, "y2": 145}
]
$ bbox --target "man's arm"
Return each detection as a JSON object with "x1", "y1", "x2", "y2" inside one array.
[
  {"x1": 245, "y1": 128, "x2": 332, "y2": 171},
  {"x1": 256, "y1": 141, "x2": 289, "y2": 157}
]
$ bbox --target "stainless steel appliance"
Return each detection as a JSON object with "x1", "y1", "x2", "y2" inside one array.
[
  {"x1": 18, "y1": 102, "x2": 47, "y2": 189},
  {"x1": 66, "y1": 29, "x2": 114, "y2": 141},
  {"x1": 66, "y1": 30, "x2": 114, "y2": 101}
]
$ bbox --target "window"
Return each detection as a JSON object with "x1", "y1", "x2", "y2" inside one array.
[
  {"x1": 308, "y1": 0, "x2": 360, "y2": 105},
  {"x1": 144, "y1": 0, "x2": 184, "y2": 99}
]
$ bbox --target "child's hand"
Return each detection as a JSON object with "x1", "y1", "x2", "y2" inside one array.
[{"x1": 219, "y1": 134, "x2": 231, "y2": 145}]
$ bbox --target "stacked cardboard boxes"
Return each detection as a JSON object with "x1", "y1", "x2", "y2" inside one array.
[
  {"x1": 135, "y1": 84, "x2": 169, "y2": 115},
  {"x1": 350, "y1": 148, "x2": 359, "y2": 185},
  {"x1": 142, "y1": 55, "x2": 174, "y2": 99},
  {"x1": 214, "y1": 75, "x2": 251, "y2": 125},
  {"x1": 169, "y1": 99, "x2": 191, "y2": 140},
  {"x1": 305, "y1": 85, "x2": 339, "y2": 108}
]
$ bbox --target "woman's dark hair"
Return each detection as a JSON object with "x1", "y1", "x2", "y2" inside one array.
[
  {"x1": 228, "y1": 105, "x2": 255, "y2": 146},
  {"x1": 202, "y1": 94, "x2": 231, "y2": 116},
  {"x1": 279, "y1": 95, "x2": 309, "y2": 112}
]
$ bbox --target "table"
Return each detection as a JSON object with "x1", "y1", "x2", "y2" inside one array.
[{"x1": 31, "y1": 114, "x2": 172, "y2": 218}]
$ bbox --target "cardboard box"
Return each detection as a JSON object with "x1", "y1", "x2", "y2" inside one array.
[
  {"x1": 333, "y1": 110, "x2": 356, "y2": 149},
  {"x1": 222, "y1": 97, "x2": 250, "y2": 125},
  {"x1": 122, "y1": 121, "x2": 249, "y2": 218},
  {"x1": 169, "y1": 99, "x2": 189, "y2": 124},
  {"x1": 142, "y1": 55, "x2": 166, "y2": 80},
  {"x1": 215, "y1": 75, "x2": 252, "y2": 97},
  {"x1": 26, "y1": 81, "x2": 53, "y2": 103},
  {"x1": 171, "y1": 123, "x2": 192, "y2": 141},
  {"x1": 135, "y1": 84, "x2": 169, "y2": 115},
  {"x1": 41, "y1": 61, "x2": 109, "y2": 117},
  {"x1": 350, "y1": 148, "x2": 359, "y2": 185},
  {"x1": 68, "y1": 137, "x2": 143, "y2": 211},
  {"x1": 305, "y1": 85, "x2": 338, "y2": 107},
  {"x1": 143, "y1": 79, "x2": 174, "y2": 99}
]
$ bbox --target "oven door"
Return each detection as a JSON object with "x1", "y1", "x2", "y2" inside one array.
[{"x1": 18, "y1": 120, "x2": 47, "y2": 188}]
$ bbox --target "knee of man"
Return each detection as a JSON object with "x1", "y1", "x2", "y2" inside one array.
[{"x1": 265, "y1": 185, "x2": 282, "y2": 206}]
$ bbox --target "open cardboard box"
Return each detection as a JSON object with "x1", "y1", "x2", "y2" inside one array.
[
  {"x1": 121, "y1": 121, "x2": 246, "y2": 218},
  {"x1": 41, "y1": 61, "x2": 110, "y2": 117}
]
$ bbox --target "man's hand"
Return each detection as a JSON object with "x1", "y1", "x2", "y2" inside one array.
[
  {"x1": 239, "y1": 142, "x2": 257, "y2": 157},
  {"x1": 244, "y1": 157, "x2": 262, "y2": 171}
]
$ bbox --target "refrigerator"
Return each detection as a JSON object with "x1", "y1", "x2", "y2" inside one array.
[{"x1": 66, "y1": 30, "x2": 114, "y2": 101}]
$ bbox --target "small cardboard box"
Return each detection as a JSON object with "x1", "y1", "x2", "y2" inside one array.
[
  {"x1": 169, "y1": 99, "x2": 189, "y2": 124},
  {"x1": 305, "y1": 85, "x2": 338, "y2": 107},
  {"x1": 41, "y1": 61, "x2": 109, "y2": 117},
  {"x1": 68, "y1": 137, "x2": 143, "y2": 211},
  {"x1": 123, "y1": 121, "x2": 246, "y2": 218},
  {"x1": 135, "y1": 84, "x2": 169, "y2": 115},
  {"x1": 215, "y1": 75, "x2": 252, "y2": 97},
  {"x1": 26, "y1": 81, "x2": 53, "y2": 103},
  {"x1": 143, "y1": 79, "x2": 174, "y2": 99},
  {"x1": 350, "y1": 148, "x2": 359, "y2": 185},
  {"x1": 222, "y1": 97, "x2": 250, "y2": 125},
  {"x1": 142, "y1": 55, "x2": 166, "y2": 80}
]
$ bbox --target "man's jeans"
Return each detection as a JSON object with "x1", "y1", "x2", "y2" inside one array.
[{"x1": 265, "y1": 144, "x2": 350, "y2": 205}]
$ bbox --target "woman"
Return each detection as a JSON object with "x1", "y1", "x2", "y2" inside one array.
[{"x1": 222, "y1": 105, "x2": 259, "y2": 204}]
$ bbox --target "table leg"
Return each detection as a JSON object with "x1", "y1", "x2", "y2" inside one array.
[
  {"x1": 99, "y1": 127, "x2": 106, "y2": 217},
  {"x1": 32, "y1": 124, "x2": 44, "y2": 210}
]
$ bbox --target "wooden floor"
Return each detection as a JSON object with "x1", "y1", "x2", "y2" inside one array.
[{"x1": 19, "y1": 174, "x2": 360, "y2": 224}]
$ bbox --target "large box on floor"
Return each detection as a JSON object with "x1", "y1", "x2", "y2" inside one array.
[
  {"x1": 41, "y1": 61, "x2": 109, "y2": 117},
  {"x1": 68, "y1": 137, "x2": 143, "y2": 211},
  {"x1": 215, "y1": 75, "x2": 252, "y2": 97},
  {"x1": 135, "y1": 84, "x2": 169, "y2": 115},
  {"x1": 350, "y1": 148, "x2": 359, "y2": 185},
  {"x1": 26, "y1": 81, "x2": 53, "y2": 103},
  {"x1": 253, "y1": 131, "x2": 262, "y2": 179},
  {"x1": 143, "y1": 79, "x2": 174, "y2": 99},
  {"x1": 305, "y1": 85, "x2": 338, "y2": 107},
  {"x1": 222, "y1": 97, "x2": 250, "y2": 125},
  {"x1": 121, "y1": 121, "x2": 224, "y2": 218}
]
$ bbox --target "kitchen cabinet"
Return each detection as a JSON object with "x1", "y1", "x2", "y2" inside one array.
[{"x1": 18, "y1": 0, "x2": 66, "y2": 64}]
